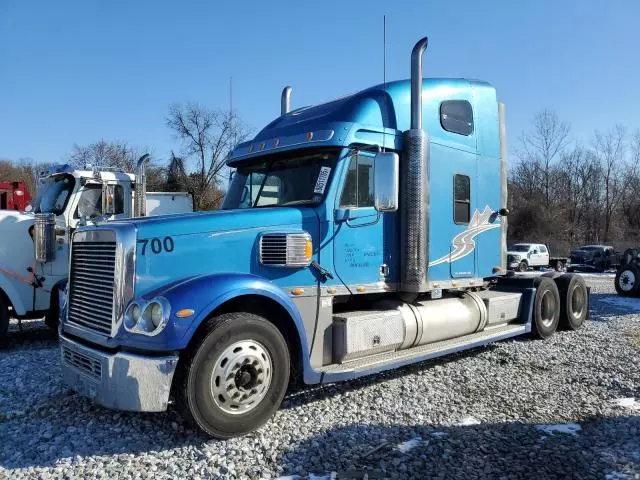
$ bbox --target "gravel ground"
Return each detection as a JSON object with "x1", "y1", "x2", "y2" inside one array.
[{"x1": 0, "y1": 274, "x2": 638, "y2": 479}]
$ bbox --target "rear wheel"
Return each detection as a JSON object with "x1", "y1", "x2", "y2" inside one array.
[
  {"x1": 615, "y1": 264, "x2": 640, "y2": 297},
  {"x1": 0, "y1": 293, "x2": 9, "y2": 346},
  {"x1": 531, "y1": 277, "x2": 561, "y2": 339},
  {"x1": 176, "y1": 312, "x2": 290, "y2": 438},
  {"x1": 556, "y1": 274, "x2": 588, "y2": 330},
  {"x1": 518, "y1": 261, "x2": 528, "y2": 272}
]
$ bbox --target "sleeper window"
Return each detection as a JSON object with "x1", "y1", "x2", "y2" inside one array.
[
  {"x1": 440, "y1": 100, "x2": 474, "y2": 136},
  {"x1": 454, "y1": 174, "x2": 470, "y2": 224},
  {"x1": 340, "y1": 154, "x2": 374, "y2": 208}
]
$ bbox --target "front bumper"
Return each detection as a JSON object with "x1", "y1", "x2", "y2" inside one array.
[{"x1": 60, "y1": 334, "x2": 179, "y2": 412}]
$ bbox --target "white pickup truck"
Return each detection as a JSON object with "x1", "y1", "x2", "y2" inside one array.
[
  {"x1": 507, "y1": 243, "x2": 568, "y2": 272},
  {"x1": 0, "y1": 155, "x2": 192, "y2": 344}
]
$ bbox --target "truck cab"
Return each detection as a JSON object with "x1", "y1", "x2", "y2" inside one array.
[
  {"x1": 0, "y1": 157, "x2": 192, "y2": 342},
  {"x1": 507, "y1": 243, "x2": 550, "y2": 271},
  {"x1": 58, "y1": 38, "x2": 589, "y2": 438}
]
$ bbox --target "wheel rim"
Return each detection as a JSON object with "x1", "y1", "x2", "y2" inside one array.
[
  {"x1": 540, "y1": 290, "x2": 556, "y2": 328},
  {"x1": 570, "y1": 285, "x2": 586, "y2": 318},
  {"x1": 210, "y1": 340, "x2": 272, "y2": 415},
  {"x1": 619, "y1": 270, "x2": 636, "y2": 292}
]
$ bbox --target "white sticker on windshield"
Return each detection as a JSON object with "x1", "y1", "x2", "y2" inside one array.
[{"x1": 314, "y1": 166, "x2": 331, "y2": 194}]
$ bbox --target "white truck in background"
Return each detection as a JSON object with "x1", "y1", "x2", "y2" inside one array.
[
  {"x1": 0, "y1": 155, "x2": 193, "y2": 343},
  {"x1": 507, "y1": 243, "x2": 568, "y2": 272}
]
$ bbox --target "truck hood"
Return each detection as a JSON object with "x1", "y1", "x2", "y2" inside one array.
[
  {"x1": 129, "y1": 207, "x2": 320, "y2": 297},
  {"x1": 506, "y1": 250, "x2": 528, "y2": 256},
  {"x1": 120, "y1": 207, "x2": 319, "y2": 239}
]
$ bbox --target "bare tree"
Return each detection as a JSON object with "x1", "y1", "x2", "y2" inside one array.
[
  {"x1": 166, "y1": 104, "x2": 248, "y2": 210},
  {"x1": 67, "y1": 140, "x2": 144, "y2": 171},
  {"x1": 519, "y1": 109, "x2": 571, "y2": 208},
  {"x1": 592, "y1": 125, "x2": 627, "y2": 242}
]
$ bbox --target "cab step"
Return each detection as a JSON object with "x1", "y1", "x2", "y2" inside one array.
[{"x1": 318, "y1": 323, "x2": 528, "y2": 383}]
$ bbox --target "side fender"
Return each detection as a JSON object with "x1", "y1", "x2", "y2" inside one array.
[
  {"x1": 0, "y1": 271, "x2": 28, "y2": 315},
  {"x1": 121, "y1": 273, "x2": 319, "y2": 383}
]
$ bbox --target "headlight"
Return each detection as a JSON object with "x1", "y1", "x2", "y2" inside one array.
[
  {"x1": 143, "y1": 301, "x2": 164, "y2": 330},
  {"x1": 124, "y1": 297, "x2": 170, "y2": 336}
]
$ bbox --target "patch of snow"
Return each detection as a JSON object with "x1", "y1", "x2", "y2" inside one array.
[
  {"x1": 429, "y1": 431, "x2": 447, "y2": 438},
  {"x1": 611, "y1": 398, "x2": 640, "y2": 410},
  {"x1": 309, "y1": 474, "x2": 336, "y2": 480},
  {"x1": 605, "y1": 472, "x2": 631, "y2": 480},
  {"x1": 536, "y1": 423, "x2": 582, "y2": 436},
  {"x1": 458, "y1": 415, "x2": 481, "y2": 426},
  {"x1": 396, "y1": 436, "x2": 423, "y2": 453}
]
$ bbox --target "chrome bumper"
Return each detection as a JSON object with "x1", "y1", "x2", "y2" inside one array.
[{"x1": 60, "y1": 334, "x2": 179, "y2": 412}]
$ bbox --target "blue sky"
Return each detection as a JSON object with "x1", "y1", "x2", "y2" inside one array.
[{"x1": 1, "y1": 0, "x2": 638, "y2": 165}]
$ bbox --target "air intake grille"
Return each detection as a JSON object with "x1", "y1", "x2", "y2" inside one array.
[
  {"x1": 259, "y1": 232, "x2": 311, "y2": 267},
  {"x1": 260, "y1": 234, "x2": 287, "y2": 265},
  {"x1": 62, "y1": 345, "x2": 102, "y2": 380},
  {"x1": 68, "y1": 241, "x2": 116, "y2": 335}
]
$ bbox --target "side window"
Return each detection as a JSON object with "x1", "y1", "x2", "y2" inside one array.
[
  {"x1": 453, "y1": 174, "x2": 470, "y2": 224},
  {"x1": 539, "y1": 245, "x2": 547, "y2": 253},
  {"x1": 340, "y1": 154, "x2": 374, "y2": 208},
  {"x1": 440, "y1": 100, "x2": 474, "y2": 136},
  {"x1": 113, "y1": 185, "x2": 125, "y2": 214}
]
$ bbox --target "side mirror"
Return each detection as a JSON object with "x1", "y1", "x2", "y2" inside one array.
[{"x1": 373, "y1": 152, "x2": 399, "y2": 212}]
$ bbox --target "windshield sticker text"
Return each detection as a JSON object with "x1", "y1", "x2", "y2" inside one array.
[{"x1": 313, "y1": 167, "x2": 331, "y2": 194}]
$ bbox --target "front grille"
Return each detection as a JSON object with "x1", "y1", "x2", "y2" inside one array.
[
  {"x1": 62, "y1": 345, "x2": 102, "y2": 380},
  {"x1": 260, "y1": 234, "x2": 287, "y2": 265},
  {"x1": 68, "y1": 241, "x2": 116, "y2": 335}
]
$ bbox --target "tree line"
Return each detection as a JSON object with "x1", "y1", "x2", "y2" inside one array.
[
  {"x1": 0, "y1": 104, "x2": 248, "y2": 211},
  {"x1": 508, "y1": 110, "x2": 640, "y2": 254},
  {"x1": 2, "y1": 104, "x2": 640, "y2": 254}
]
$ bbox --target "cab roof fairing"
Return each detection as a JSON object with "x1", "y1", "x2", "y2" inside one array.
[{"x1": 226, "y1": 77, "x2": 493, "y2": 167}]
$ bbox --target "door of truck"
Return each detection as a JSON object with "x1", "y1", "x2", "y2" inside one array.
[{"x1": 332, "y1": 151, "x2": 397, "y2": 291}]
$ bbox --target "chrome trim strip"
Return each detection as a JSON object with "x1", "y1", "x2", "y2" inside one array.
[{"x1": 498, "y1": 103, "x2": 508, "y2": 272}]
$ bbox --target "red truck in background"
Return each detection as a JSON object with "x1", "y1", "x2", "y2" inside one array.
[{"x1": 0, "y1": 181, "x2": 31, "y2": 211}]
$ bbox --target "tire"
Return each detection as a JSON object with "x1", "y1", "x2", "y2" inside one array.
[
  {"x1": 518, "y1": 261, "x2": 528, "y2": 272},
  {"x1": 176, "y1": 312, "x2": 290, "y2": 439},
  {"x1": 615, "y1": 264, "x2": 640, "y2": 297},
  {"x1": 555, "y1": 261, "x2": 566, "y2": 273},
  {"x1": 44, "y1": 285, "x2": 61, "y2": 330},
  {"x1": 0, "y1": 293, "x2": 9, "y2": 347},
  {"x1": 531, "y1": 277, "x2": 561, "y2": 339},
  {"x1": 555, "y1": 274, "x2": 588, "y2": 330}
]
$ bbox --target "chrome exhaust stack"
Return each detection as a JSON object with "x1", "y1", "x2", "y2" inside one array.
[
  {"x1": 400, "y1": 37, "x2": 430, "y2": 293},
  {"x1": 134, "y1": 154, "x2": 150, "y2": 217},
  {"x1": 281, "y1": 86, "x2": 292, "y2": 115}
]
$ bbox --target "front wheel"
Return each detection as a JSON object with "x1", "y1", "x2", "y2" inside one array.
[
  {"x1": 176, "y1": 312, "x2": 290, "y2": 438},
  {"x1": 0, "y1": 293, "x2": 9, "y2": 347},
  {"x1": 615, "y1": 264, "x2": 640, "y2": 297}
]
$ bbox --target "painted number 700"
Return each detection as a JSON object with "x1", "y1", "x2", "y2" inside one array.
[{"x1": 138, "y1": 237, "x2": 175, "y2": 255}]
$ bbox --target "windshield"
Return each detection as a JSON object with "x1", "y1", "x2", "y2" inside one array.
[
  {"x1": 222, "y1": 149, "x2": 339, "y2": 209},
  {"x1": 510, "y1": 244, "x2": 531, "y2": 252},
  {"x1": 579, "y1": 246, "x2": 600, "y2": 251},
  {"x1": 31, "y1": 174, "x2": 75, "y2": 215}
]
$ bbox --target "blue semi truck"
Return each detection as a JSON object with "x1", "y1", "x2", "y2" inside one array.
[{"x1": 57, "y1": 38, "x2": 589, "y2": 438}]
